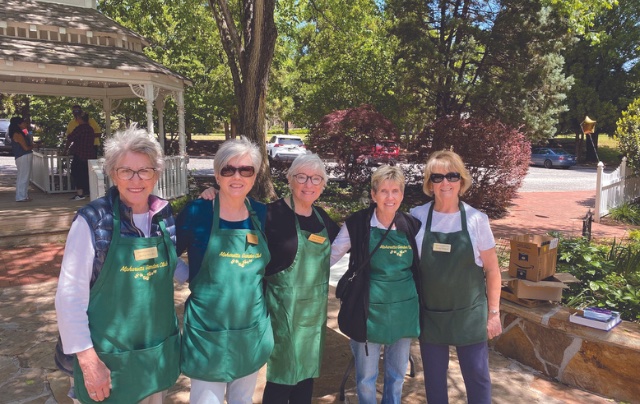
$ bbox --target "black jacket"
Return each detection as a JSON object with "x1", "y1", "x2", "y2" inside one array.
[{"x1": 339, "y1": 204, "x2": 422, "y2": 342}]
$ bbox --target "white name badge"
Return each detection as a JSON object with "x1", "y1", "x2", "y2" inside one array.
[
  {"x1": 433, "y1": 243, "x2": 452, "y2": 253},
  {"x1": 134, "y1": 246, "x2": 159, "y2": 261}
]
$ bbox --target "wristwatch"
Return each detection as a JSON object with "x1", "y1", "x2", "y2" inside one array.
[{"x1": 489, "y1": 309, "x2": 500, "y2": 315}]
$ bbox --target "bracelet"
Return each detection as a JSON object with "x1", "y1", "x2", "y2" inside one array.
[{"x1": 489, "y1": 309, "x2": 500, "y2": 315}]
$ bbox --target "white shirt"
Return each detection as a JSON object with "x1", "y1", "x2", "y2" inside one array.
[
  {"x1": 55, "y1": 214, "x2": 188, "y2": 354},
  {"x1": 410, "y1": 201, "x2": 495, "y2": 267},
  {"x1": 330, "y1": 210, "x2": 397, "y2": 267}
]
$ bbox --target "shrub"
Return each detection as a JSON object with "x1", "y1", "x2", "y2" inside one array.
[
  {"x1": 609, "y1": 202, "x2": 640, "y2": 225},
  {"x1": 615, "y1": 97, "x2": 640, "y2": 173},
  {"x1": 558, "y1": 235, "x2": 640, "y2": 322},
  {"x1": 307, "y1": 104, "x2": 398, "y2": 186},
  {"x1": 410, "y1": 115, "x2": 531, "y2": 218}
]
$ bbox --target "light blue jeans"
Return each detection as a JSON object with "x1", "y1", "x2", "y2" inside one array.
[{"x1": 350, "y1": 338, "x2": 411, "y2": 404}]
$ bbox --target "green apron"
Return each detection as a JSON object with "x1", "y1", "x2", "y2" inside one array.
[
  {"x1": 264, "y1": 197, "x2": 331, "y2": 385},
  {"x1": 367, "y1": 227, "x2": 420, "y2": 345},
  {"x1": 181, "y1": 198, "x2": 273, "y2": 382},
  {"x1": 74, "y1": 197, "x2": 180, "y2": 403},
  {"x1": 419, "y1": 202, "x2": 488, "y2": 346}
]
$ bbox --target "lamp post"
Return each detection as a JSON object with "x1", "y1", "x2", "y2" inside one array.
[{"x1": 581, "y1": 116, "x2": 597, "y2": 162}]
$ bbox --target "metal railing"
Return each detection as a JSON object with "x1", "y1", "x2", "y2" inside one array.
[
  {"x1": 31, "y1": 149, "x2": 76, "y2": 194},
  {"x1": 594, "y1": 157, "x2": 640, "y2": 222},
  {"x1": 88, "y1": 155, "x2": 189, "y2": 201}
]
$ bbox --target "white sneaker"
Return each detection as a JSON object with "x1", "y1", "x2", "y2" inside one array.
[{"x1": 71, "y1": 195, "x2": 86, "y2": 200}]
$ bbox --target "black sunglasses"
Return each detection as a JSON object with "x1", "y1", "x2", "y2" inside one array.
[
  {"x1": 219, "y1": 165, "x2": 256, "y2": 177},
  {"x1": 430, "y1": 172, "x2": 461, "y2": 183}
]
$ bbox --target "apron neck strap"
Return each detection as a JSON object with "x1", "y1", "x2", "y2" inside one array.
[
  {"x1": 213, "y1": 197, "x2": 266, "y2": 236},
  {"x1": 288, "y1": 195, "x2": 325, "y2": 232},
  {"x1": 113, "y1": 196, "x2": 121, "y2": 238},
  {"x1": 426, "y1": 201, "x2": 467, "y2": 231}
]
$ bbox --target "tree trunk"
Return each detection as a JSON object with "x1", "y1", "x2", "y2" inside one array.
[{"x1": 209, "y1": 0, "x2": 278, "y2": 201}]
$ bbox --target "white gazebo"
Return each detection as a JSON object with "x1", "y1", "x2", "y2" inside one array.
[{"x1": 0, "y1": 0, "x2": 192, "y2": 199}]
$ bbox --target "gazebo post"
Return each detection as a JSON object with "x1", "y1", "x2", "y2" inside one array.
[
  {"x1": 144, "y1": 83, "x2": 155, "y2": 136},
  {"x1": 155, "y1": 95, "x2": 166, "y2": 152},
  {"x1": 102, "y1": 97, "x2": 112, "y2": 138}
]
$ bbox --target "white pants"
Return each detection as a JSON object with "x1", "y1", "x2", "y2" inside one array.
[
  {"x1": 15, "y1": 152, "x2": 33, "y2": 201},
  {"x1": 190, "y1": 371, "x2": 259, "y2": 404}
]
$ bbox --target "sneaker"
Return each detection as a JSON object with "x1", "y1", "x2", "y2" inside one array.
[{"x1": 71, "y1": 195, "x2": 86, "y2": 200}]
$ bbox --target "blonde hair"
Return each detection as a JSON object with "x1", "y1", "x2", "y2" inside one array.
[
  {"x1": 422, "y1": 150, "x2": 472, "y2": 197},
  {"x1": 371, "y1": 165, "x2": 405, "y2": 193}
]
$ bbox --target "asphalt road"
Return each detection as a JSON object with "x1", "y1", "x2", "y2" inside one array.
[{"x1": 519, "y1": 165, "x2": 601, "y2": 192}]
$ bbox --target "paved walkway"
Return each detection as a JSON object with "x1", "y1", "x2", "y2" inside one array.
[{"x1": 0, "y1": 186, "x2": 630, "y2": 403}]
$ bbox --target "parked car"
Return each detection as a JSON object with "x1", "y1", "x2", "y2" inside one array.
[
  {"x1": 266, "y1": 135, "x2": 309, "y2": 162},
  {"x1": 530, "y1": 147, "x2": 577, "y2": 169},
  {"x1": 0, "y1": 119, "x2": 12, "y2": 154},
  {"x1": 358, "y1": 140, "x2": 400, "y2": 165}
]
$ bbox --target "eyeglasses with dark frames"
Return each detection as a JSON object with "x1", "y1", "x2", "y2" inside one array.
[
  {"x1": 430, "y1": 172, "x2": 461, "y2": 183},
  {"x1": 115, "y1": 167, "x2": 157, "y2": 180},
  {"x1": 219, "y1": 165, "x2": 256, "y2": 177},
  {"x1": 293, "y1": 173, "x2": 324, "y2": 185}
]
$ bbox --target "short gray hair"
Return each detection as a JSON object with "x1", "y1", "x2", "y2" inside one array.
[
  {"x1": 286, "y1": 154, "x2": 328, "y2": 184},
  {"x1": 214, "y1": 136, "x2": 262, "y2": 175},
  {"x1": 103, "y1": 125, "x2": 164, "y2": 179},
  {"x1": 371, "y1": 165, "x2": 405, "y2": 193}
]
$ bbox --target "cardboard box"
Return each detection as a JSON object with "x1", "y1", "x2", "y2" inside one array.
[
  {"x1": 508, "y1": 278, "x2": 567, "y2": 301},
  {"x1": 509, "y1": 234, "x2": 559, "y2": 281},
  {"x1": 501, "y1": 271, "x2": 579, "y2": 301}
]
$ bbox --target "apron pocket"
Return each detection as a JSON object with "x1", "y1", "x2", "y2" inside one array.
[
  {"x1": 227, "y1": 315, "x2": 274, "y2": 379},
  {"x1": 182, "y1": 315, "x2": 274, "y2": 382},
  {"x1": 420, "y1": 302, "x2": 487, "y2": 346},
  {"x1": 75, "y1": 332, "x2": 180, "y2": 403},
  {"x1": 368, "y1": 296, "x2": 420, "y2": 344},
  {"x1": 291, "y1": 284, "x2": 329, "y2": 327}
]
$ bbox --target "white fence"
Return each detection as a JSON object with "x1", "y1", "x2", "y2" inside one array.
[
  {"x1": 595, "y1": 157, "x2": 640, "y2": 222},
  {"x1": 31, "y1": 149, "x2": 76, "y2": 193},
  {"x1": 88, "y1": 155, "x2": 189, "y2": 201}
]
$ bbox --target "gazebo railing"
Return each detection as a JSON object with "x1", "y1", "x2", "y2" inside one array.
[
  {"x1": 88, "y1": 156, "x2": 189, "y2": 201},
  {"x1": 31, "y1": 149, "x2": 76, "y2": 194}
]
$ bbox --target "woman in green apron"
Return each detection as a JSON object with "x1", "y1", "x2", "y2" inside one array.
[
  {"x1": 331, "y1": 165, "x2": 422, "y2": 404},
  {"x1": 200, "y1": 154, "x2": 340, "y2": 403},
  {"x1": 177, "y1": 137, "x2": 273, "y2": 403},
  {"x1": 55, "y1": 126, "x2": 183, "y2": 403},
  {"x1": 411, "y1": 150, "x2": 502, "y2": 404},
  {"x1": 262, "y1": 154, "x2": 340, "y2": 403}
]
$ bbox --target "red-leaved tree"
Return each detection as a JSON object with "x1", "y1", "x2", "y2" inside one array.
[
  {"x1": 308, "y1": 105, "x2": 398, "y2": 184},
  {"x1": 412, "y1": 116, "x2": 531, "y2": 218}
]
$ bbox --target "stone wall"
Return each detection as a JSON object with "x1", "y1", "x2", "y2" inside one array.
[{"x1": 491, "y1": 301, "x2": 640, "y2": 403}]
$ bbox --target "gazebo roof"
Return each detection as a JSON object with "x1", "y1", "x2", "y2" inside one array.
[
  {"x1": 0, "y1": 0, "x2": 148, "y2": 44},
  {"x1": 0, "y1": 0, "x2": 190, "y2": 100}
]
